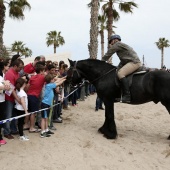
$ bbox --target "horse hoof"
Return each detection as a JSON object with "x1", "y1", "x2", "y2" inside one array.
[
  {"x1": 103, "y1": 132, "x2": 117, "y2": 139},
  {"x1": 103, "y1": 134, "x2": 117, "y2": 139},
  {"x1": 98, "y1": 127, "x2": 105, "y2": 134},
  {"x1": 167, "y1": 135, "x2": 170, "y2": 140}
]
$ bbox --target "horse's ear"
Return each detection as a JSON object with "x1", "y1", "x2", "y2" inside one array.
[{"x1": 68, "y1": 58, "x2": 75, "y2": 67}]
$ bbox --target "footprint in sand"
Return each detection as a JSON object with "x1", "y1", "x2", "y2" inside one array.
[
  {"x1": 82, "y1": 140, "x2": 92, "y2": 148},
  {"x1": 162, "y1": 149, "x2": 170, "y2": 158}
]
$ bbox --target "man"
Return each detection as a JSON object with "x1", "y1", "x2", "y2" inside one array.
[
  {"x1": 102, "y1": 35, "x2": 142, "y2": 103},
  {"x1": 3, "y1": 59, "x2": 24, "y2": 139},
  {"x1": 24, "y1": 56, "x2": 41, "y2": 74}
]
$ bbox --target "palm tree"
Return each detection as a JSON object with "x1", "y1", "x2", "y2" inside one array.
[
  {"x1": 11, "y1": 41, "x2": 32, "y2": 57},
  {"x1": 0, "y1": 0, "x2": 31, "y2": 57},
  {"x1": 46, "y1": 31, "x2": 65, "y2": 54},
  {"x1": 23, "y1": 47, "x2": 32, "y2": 58},
  {"x1": 1, "y1": 45, "x2": 10, "y2": 58},
  {"x1": 88, "y1": 0, "x2": 99, "y2": 59},
  {"x1": 98, "y1": 13, "x2": 116, "y2": 59},
  {"x1": 100, "y1": 0, "x2": 137, "y2": 63},
  {"x1": 11, "y1": 41, "x2": 25, "y2": 55},
  {"x1": 155, "y1": 38, "x2": 170, "y2": 68},
  {"x1": 98, "y1": 14, "x2": 107, "y2": 59}
]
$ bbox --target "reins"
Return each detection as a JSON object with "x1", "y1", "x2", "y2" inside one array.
[
  {"x1": 90, "y1": 67, "x2": 116, "y2": 83},
  {"x1": 71, "y1": 61, "x2": 116, "y2": 84}
]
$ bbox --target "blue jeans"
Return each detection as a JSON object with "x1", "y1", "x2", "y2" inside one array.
[
  {"x1": 0, "y1": 101, "x2": 5, "y2": 140},
  {"x1": 3, "y1": 100, "x2": 17, "y2": 135}
]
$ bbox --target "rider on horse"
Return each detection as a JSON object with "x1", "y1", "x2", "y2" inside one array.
[{"x1": 102, "y1": 35, "x2": 142, "y2": 103}]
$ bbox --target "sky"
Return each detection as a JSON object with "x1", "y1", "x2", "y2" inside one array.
[{"x1": 3, "y1": 0, "x2": 170, "y2": 69}]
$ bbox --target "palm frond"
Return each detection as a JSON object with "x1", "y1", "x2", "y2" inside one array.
[
  {"x1": 8, "y1": 0, "x2": 31, "y2": 20},
  {"x1": 119, "y1": 2, "x2": 138, "y2": 13}
]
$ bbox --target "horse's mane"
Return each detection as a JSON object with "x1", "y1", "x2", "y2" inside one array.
[{"x1": 81, "y1": 59, "x2": 117, "y2": 69}]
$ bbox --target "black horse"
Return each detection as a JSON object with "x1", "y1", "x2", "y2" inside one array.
[{"x1": 67, "y1": 59, "x2": 170, "y2": 140}]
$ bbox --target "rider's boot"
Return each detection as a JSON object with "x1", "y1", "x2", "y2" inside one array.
[{"x1": 120, "y1": 77, "x2": 131, "y2": 103}]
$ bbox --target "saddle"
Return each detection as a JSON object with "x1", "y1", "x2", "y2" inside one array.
[{"x1": 115, "y1": 66, "x2": 148, "y2": 87}]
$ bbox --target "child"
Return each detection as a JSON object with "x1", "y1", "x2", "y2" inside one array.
[
  {"x1": 24, "y1": 64, "x2": 45, "y2": 132},
  {"x1": 40, "y1": 74, "x2": 66, "y2": 138},
  {"x1": 15, "y1": 78, "x2": 29, "y2": 141}
]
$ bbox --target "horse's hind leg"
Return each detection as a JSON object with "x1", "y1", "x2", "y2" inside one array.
[
  {"x1": 99, "y1": 100, "x2": 117, "y2": 139},
  {"x1": 166, "y1": 106, "x2": 170, "y2": 140},
  {"x1": 162, "y1": 102, "x2": 170, "y2": 140}
]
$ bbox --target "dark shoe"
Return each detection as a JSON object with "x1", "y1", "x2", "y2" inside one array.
[
  {"x1": 95, "y1": 108, "x2": 98, "y2": 111},
  {"x1": 4, "y1": 134, "x2": 14, "y2": 140},
  {"x1": 63, "y1": 105, "x2": 70, "y2": 110},
  {"x1": 53, "y1": 118, "x2": 62, "y2": 123},
  {"x1": 11, "y1": 131, "x2": 19, "y2": 135},
  {"x1": 99, "y1": 107, "x2": 104, "y2": 110},
  {"x1": 46, "y1": 130, "x2": 54, "y2": 135},
  {"x1": 40, "y1": 132, "x2": 51, "y2": 138},
  {"x1": 35, "y1": 122, "x2": 41, "y2": 129}
]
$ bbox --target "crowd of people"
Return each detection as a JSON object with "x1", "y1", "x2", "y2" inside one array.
[
  {"x1": 0, "y1": 54, "x2": 95, "y2": 145},
  {"x1": 0, "y1": 52, "x2": 169, "y2": 145}
]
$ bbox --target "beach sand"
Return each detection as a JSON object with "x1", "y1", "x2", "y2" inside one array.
[{"x1": 0, "y1": 94, "x2": 170, "y2": 170}]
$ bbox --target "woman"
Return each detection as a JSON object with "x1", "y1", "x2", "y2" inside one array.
[{"x1": 0, "y1": 60, "x2": 11, "y2": 145}]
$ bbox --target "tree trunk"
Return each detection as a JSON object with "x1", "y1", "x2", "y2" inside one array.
[
  {"x1": 161, "y1": 48, "x2": 164, "y2": 68},
  {"x1": 0, "y1": 2, "x2": 6, "y2": 57},
  {"x1": 89, "y1": 0, "x2": 99, "y2": 59},
  {"x1": 54, "y1": 45, "x2": 56, "y2": 54},
  {"x1": 106, "y1": 0, "x2": 114, "y2": 64},
  {"x1": 100, "y1": 31, "x2": 104, "y2": 59}
]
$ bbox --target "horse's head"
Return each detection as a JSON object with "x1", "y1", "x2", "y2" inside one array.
[{"x1": 67, "y1": 59, "x2": 82, "y2": 86}]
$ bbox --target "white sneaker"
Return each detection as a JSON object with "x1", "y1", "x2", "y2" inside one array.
[
  {"x1": 19, "y1": 136, "x2": 29, "y2": 141},
  {"x1": 58, "y1": 117, "x2": 62, "y2": 121},
  {"x1": 24, "y1": 134, "x2": 29, "y2": 139}
]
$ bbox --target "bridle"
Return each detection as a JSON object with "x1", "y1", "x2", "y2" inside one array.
[{"x1": 67, "y1": 61, "x2": 81, "y2": 79}]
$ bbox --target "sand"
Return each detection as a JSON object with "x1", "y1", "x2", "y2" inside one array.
[{"x1": 0, "y1": 94, "x2": 170, "y2": 170}]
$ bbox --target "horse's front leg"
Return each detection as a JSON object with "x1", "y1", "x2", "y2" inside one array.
[{"x1": 98, "y1": 100, "x2": 117, "y2": 139}]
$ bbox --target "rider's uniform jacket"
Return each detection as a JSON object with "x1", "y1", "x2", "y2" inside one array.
[{"x1": 102, "y1": 41, "x2": 141, "y2": 66}]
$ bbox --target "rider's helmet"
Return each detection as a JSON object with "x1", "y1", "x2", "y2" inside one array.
[{"x1": 109, "y1": 35, "x2": 121, "y2": 44}]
